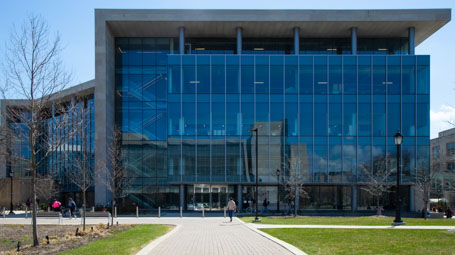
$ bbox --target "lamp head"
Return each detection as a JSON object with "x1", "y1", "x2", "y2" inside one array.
[{"x1": 394, "y1": 130, "x2": 403, "y2": 146}]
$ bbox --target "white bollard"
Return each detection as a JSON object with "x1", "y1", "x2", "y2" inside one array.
[
  {"x1": 202, "y1": 205, "x2": 205, "y2": 218},
  {"x1": 58, "y1": 214, "x2": 61, "y2": 225},
  {"x1": 25, "y1": 207, "x2": 28, "y2": 219},
  {"x1": 114, "y1": 207, "x2": 117, "y2": 218},
  {"x1": 108, "y1": 213, "x2": 111, "y2": 225},
  {"x1": 224, "y1": 207, "x2": 226, "y2": 218},
  {"x1": 180, "y1": 207, "x2": 182, "y2": 218},
  {"x1": 136, "y1": 206, "x2": 139, "y2": 218},
  {"x1": 158, "y1": 207, "x2": 161, "y2": 218},
  {"x1": 48, "y1": 207, "x2": 50, "y2": 212}
]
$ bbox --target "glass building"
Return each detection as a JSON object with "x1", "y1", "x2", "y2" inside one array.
[
  {"x1": 1, "y1": 9, "x2": 450, "y2": 212},
  {"x1": 95, "y1": 9, "x2": 449, "y2": 212}
]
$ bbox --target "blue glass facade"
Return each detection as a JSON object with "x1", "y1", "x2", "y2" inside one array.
[{"x1": 115, "y1": 37, "x2": 430, "y2": 211}]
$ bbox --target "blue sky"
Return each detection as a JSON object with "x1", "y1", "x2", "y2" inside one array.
[{"x1": 1, "y1": 0, "x2": 454, "y2": 138}]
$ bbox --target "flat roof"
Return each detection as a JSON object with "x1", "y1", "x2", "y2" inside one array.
[{"x1": 96, "y1": 9, "x2": 451, "y2": 45}]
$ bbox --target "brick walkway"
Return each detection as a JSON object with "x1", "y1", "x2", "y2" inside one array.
[
  {"x1": 144, "y1": 218, "x2": 294, "y2": 255},
  {"x1": 0, "y1": 216, "x2": 298, "y2": 255}
]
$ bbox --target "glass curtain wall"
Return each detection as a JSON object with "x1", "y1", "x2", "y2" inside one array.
[{"x1": 115, "y1": 38, "x2": 429, "y2": 211}]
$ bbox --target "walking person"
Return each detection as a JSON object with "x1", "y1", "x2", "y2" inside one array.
[
  {"x1": 68, "y1": 198, "x2": 77, "y2": 219},
  {"x1": 285, "y1": 199, "x2": 294, "y2": 215},
  {"x1": 227, "y1": 197, "x2": 237, "y2": 222},
  {"x1": 52, "y1": 199, "x2": 61, "y2": 212},
  {"x1": 262, "y1": 198, "x2": 270, "y2": 214}
]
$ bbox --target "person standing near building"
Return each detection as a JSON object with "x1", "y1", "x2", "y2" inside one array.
[{"x1": 227, "y1": 197, "x2": 237, "y2": 222}]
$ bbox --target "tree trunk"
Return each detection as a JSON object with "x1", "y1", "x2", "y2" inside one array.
[
  {"x1": 294, "y1": 185, "x2": 298, "y2": 217},
  {"x1": 32, "y1": 173, "x2": 38, "y2": 246},
  {"x1": 83, "y1": 189, "x2": 86, "y2": 231},
  {"x1": 376, "y1": 196, "x2": 381, "y2": 216},
  {"x1": 111, "y1": 194, "x2": 115, "y2": 226},
  {"x1": 424, "y1": 200, "x2": 428, "y2": 220}
]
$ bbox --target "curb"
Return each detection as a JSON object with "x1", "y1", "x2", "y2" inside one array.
[
  {"x1": 136, "y1": 224, "x2": 181, "y2": 255},
  {"x1": 238, "y1": 218, "x2": 307, "y2": 255}
]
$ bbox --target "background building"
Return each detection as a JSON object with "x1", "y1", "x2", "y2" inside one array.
[
  {"x1": 1, "y1": 9, "x2": 451, "y2": 213},
  {"x1": 430, "y1": 127, "x2": 455, "y2": 209}
]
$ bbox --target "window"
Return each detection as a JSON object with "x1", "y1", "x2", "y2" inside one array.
[
  {"x1": 447, "y1": 143, "x2": 455, "y2": 156},
  {"x1": 447, "y1": 161, "x2": 455, "y2": 171},
  {"x1": 432, "y1": 146, "x2": 440, "y2": 159}
]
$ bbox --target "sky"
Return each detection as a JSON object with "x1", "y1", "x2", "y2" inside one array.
[{"x1": 0, "y1": 0, "x2": 454, "y2": 138}]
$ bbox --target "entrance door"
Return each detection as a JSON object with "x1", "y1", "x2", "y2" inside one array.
[{"x1": 189, "y1": 184, "x2": 228, "y2": 210}]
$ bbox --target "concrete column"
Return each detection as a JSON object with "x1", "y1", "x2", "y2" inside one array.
[
  {"x1": 237, "y1": 184, "x2": 242, "y2": 212},
  {"x1": 351, "y1": 27, "x2": 358, "y2": 55},
  {"x1": 179, "y1": 27, "x2": 185, "y2": 54},
  {"x1": 352, "y1": 185, "x2": 358, "y2": 212},
  {"x1": 293, "y1": 27, "x2": 300, "y2": 55},
  {"x1": 236, "y1": 27, "x2": 242, "y2": 55},
  {"x1": 180, "y1": 184, "x2": 184, "y2": 210},
  {"x1": 408, "y1": 27, "x2": 415, "y2": 55}
]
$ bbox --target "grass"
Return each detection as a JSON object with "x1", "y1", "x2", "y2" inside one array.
[
  {"x1": 262, "y1": 228, "x2": 455, "y2": 255},
  {"x1": 240, "y1": 216, "x2": 455, "y2": 226},
  {"x1": 59, "y1": 225, "x2": 171, "y2": 255}
]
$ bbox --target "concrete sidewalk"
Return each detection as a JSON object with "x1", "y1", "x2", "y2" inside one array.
[{"x1": 249, "y1": 223, "x2": 455, "y2": 230}]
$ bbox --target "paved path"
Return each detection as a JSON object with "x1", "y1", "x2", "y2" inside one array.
[
  {"x1": 0, "y1": 216, "x2": 300, "y2": 255},
  {"x1": 143, "y1": 218, "x2": 295, "y2": 255},
  {"x1": 250, "y1": 223, "x2": 455, "y2": 230}
]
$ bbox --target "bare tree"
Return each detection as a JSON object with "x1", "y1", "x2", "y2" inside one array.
[
  {"x1": 361, "y1": 157, "x2": 391, "y2": 216},
  {"x1": 35, "y1": 173, "x2": 60, "y2": 208},
  {"x1": 66, "y1": 98, "x2": 93, "y2": 230},
  {"x1": 282, "y1": 156, "x2": 309, "y2": 217},
  {"x1": 1, "y1": 15, "x2": 71, "y2": 246},
  {"x1": 101, "y1": 126, "x2": 134, "y2": 225}
]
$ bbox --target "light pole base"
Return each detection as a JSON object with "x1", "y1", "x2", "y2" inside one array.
[
  {"x1": 253, "y1": 218, "x2": 262, "y2": 223},
  {"x1": 392, "y1": 221, "x2": 406, "y2": 226}
]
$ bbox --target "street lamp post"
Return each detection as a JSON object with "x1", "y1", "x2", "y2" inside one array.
[
  {"x1": 393, "y1": 130, "x2": 404, "y2": 225},
  {"x1": 9, "y1": 170, "x2": 15, "y2": 215},
  {"x1": 276, "y1": 169, "x2": 280, "y2": 213},
  {"x1": 248, "y1": 127, "x2": 261, "y2": 222}
]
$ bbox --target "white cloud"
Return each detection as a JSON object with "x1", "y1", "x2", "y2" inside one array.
[{"x1": 430, "y1": 104, "x2": 455, "y2": 138}]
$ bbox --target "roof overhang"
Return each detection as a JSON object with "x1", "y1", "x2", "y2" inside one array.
[{"x1": 96, "y1": 9, "x2": 451, "y2": 46}]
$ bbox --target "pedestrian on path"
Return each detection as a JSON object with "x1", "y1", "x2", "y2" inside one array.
[
  {"x1": 227, "y1": 197, "x2": 237, "y2": 222},
  {"x1": 68, "y1": 198, "x2": 77, "y2": 219},
  {"x1": 262, "y1": 198, "x2": 270, "y2": 214}
]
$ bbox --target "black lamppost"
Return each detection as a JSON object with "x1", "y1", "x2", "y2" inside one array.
[
  {"x1": 393, "y1": 130, "x2": 404, "y2": 225},
  {"x1": 9, "y1": 170, "x2": 15, "y2": 215},
  {"x1": 248, "y1": 127, "x2": 260, "y2": 222},
  {"x1": 276, "y1": 169, "x2": 280, "y2": 212}
]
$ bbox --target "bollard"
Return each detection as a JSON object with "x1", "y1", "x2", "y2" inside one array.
[
  {"x1": 114, "y1": 207, "x2": 117, "y2": 218},
  {"x1": 136, "y1": 206, "x2": 139, "y2": 218},
  {"x1": 25, "y1": 207, "x2": 28, "y2": 219},
  {"x1": 158, "y1": 207, "x2": 161, "y2": 218},
  {"x1": 91, "y1": 206, "x2": 95, "y2": 212},
  {"x1": 58, "y1": 214, "x2": 61, "y2": 225},
  {"x1": 202, "y1": 205, "x2": 205, "y2": 218},
  {"x1": 48, "y1": 207, "x2": 50, "y2": 212},
  {"x1": 224, "y1": 207, "x2": 226, "y2": 218},
  {"x1": 180, "y1": 207, "x2": 182, "y2": 218}
]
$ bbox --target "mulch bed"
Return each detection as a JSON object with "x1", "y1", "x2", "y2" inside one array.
[{"x1": 0, "y1": 224, "x2": 132, "y2": 254}]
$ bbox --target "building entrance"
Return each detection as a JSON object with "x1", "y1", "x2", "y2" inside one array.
[{"x1": 187, "y1": 184, "x2": 229, "y2": 210}]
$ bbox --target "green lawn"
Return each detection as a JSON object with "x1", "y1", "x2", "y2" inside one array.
[
  {"x1": 60, "y1": 225, "x2": 171, "y2": 255},
  {"x1": 240, "y1": 216, "x2": 455, "y2": 226},
  {"x1": 263, "y1": 228, "x2": 455, "y2": 255}
]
